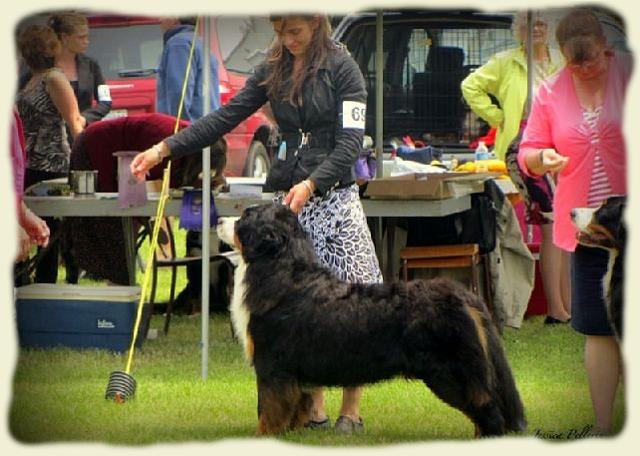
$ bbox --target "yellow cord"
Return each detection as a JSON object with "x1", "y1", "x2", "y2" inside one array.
[{"x1": 124, "y1": 17, "x2": 201, "y2": 374}]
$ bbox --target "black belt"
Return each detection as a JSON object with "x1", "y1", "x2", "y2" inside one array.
[{"x1": 280, "y1": 131, "x2": 335, "y2": 150}]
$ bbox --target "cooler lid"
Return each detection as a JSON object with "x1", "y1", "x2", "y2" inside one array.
[{"x1": 16, "y1": 284, "x2": 141, "y2": 302}]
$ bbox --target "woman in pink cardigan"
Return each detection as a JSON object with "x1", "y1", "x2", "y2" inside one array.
[{"x1": 518, "y1": 9, "x2": 631, "y2": 435}]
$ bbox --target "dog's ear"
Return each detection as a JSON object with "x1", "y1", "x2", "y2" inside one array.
[
  {"x1": 274, "y1": 204, "x2": 305, "y2": 233},
  {"x1": 272, "y1": 204, "x2": 318, "y2": 260},
  {"x1": 236, "y1": 217, "x2": 288, "y2": 263},
  {"x1": 599, "y1": 197, "x2": 626, "y2": 244},
  {"x1": 610, "y1": 198, "x2": 626, "y2": 244}
]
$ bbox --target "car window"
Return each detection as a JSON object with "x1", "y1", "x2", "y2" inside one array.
[
  {"x1": 341, "y1": 18, "x2": 516, "y2": 148},
  {"x1": 438, "y1": 28, "x2": 518, "y2": 65},
  {"x1": 87, "y1": 24, "x2": 162, "y2": 79},
  {"x1": 216, "y1": 16, "x2": 275, "y2": 74}
]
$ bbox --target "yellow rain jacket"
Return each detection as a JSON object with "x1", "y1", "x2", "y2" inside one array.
[{"x1": 461, "y1": 46, "x2": 564, "y2": 160}]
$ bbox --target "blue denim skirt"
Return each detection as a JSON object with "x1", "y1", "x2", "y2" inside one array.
[{"x1": 570, "y1": 245, "x2": 615, "y2": 336}]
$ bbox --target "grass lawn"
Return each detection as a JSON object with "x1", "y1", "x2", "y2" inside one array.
[
  {"x1": 8, "y1": 314, "x2": 625, "y2": 445},
  {"x1": 9, "y1": 223, "x2": 626, "y2": 445}
]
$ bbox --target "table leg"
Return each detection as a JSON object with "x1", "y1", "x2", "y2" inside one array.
[
  {"x1": 122, "y1": 217, "x2": 136, "y2": 285},
  {"x1": 371, "y1": 217, "x2": 383, "y2": 270},
  {"x1": 385, "y1": 217, "x2": 397, "y2": 281}
]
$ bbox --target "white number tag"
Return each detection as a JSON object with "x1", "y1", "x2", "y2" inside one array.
[
  {"x1": 342, "y1": 101, "x2": 366, "y2": 129},
  {"x1": 97, "y1": 84, "x2": 112, "y2": 102}
]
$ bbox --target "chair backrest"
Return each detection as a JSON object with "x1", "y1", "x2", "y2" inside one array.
[
  {"x1": 137, "y1": 218, "x2": 178, "y2": 261},
  {"x1": 161, "y1": 218, "x2": 179, "y2": 260}
]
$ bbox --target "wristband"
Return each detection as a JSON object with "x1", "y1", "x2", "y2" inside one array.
[
  {"x1": 301, "y1": 179, "x2": 314, "y2": 197},
  {"x1": 539, "y1": 149, "x2": 545, "y2": 167},
  {"x1": 153, "y1": 144, "x2": 165, "y2": 163}
]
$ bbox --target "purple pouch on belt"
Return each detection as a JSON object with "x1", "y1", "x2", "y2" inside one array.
[
  {"x1": 354, "y1": 156, "x2": 370, "y2": 180},
  {"x1": 354, "y1": 153, "x2": 378, "y2": 180}
]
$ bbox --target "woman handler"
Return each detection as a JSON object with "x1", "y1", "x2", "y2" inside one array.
[{"x1": 130, "y1": 14, "x2": 381, "y2": 434}]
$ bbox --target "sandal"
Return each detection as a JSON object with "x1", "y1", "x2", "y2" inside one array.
[
  {"x1": 334, "y1": 415, "x2": 364, "y2": 434},
  {"x1": 544, "y1": 316, "x2": 570, "y2": 325},
  {"x1": 304, "y1": 416, "x2": 330, "y2": 429}
]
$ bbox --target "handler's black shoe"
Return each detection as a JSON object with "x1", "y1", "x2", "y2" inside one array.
[
  {"x1": 304, "y1": 417, "x2": 330, "y2": 429},
  {"x1": 334, "y1": 415, "x2": 364, "y2": 434}
]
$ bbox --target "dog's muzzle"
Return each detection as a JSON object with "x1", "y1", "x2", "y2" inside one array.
[
  {"x1": 571, "y1": 207, "x2": 597, "y2": 232},
  {"x1": 217, "y1": 217, "x2": 239, "y2": 247}
]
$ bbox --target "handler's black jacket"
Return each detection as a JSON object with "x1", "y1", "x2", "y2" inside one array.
[
  {"x1": 19, "y1": 54, "x2": 111, "y2": 124},
  {"x1": 165, "y1": 43, "x2": 367, "y2": 195}
]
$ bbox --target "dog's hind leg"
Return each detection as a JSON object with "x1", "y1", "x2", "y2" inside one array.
[
  {"x1": 256, "y1": 377, "x2": 304, "y2": 435},
  {"x1": 421, "y1": 372, "x2": 506, "y2": 437}
]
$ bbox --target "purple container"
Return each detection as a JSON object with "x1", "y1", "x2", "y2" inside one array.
[{"x1": 113, "y1": 151, "x2": 147, "y2": 208}]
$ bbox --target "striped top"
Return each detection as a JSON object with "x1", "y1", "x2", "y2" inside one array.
[
  {"x1": 16, "y1": 69, "x2": 71, "y2": 173},
  {"x1": 583, "y1": 107, "x2": 613, "y2": 207}
]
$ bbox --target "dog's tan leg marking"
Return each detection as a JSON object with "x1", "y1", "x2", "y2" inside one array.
[
  {"x1": 258, "y1": 383, "x2": 300, "y2": 434},
  {"x1": 246, "y1": 333, "x2": 255, "y2": 362},
  {"x1": 256, "y1": 415, "x2": 268, "y2": 436},
  {"x1": 467, "y1": 306, "x2": 489, "y2": 357},
  {"x1": 471, "y1": 388, "x2": 493, "y2": 408},
  {"x1": 290, "y1": 391, "x2": 313, "y2": 431}
]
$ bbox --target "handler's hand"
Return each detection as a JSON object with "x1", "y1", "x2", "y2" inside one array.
[
  {"x1": 22, "y1": 207, "x2": 50, "y2": 248},
  {"x1": 130, "y1": 143, "x2": 167, "y2": 182},
  {"x1": 283, "y1": 180, "x2": 314, "y2": 214},
  {"x1": 540, "y1": 148, "x2": 569, "y2": 173}
]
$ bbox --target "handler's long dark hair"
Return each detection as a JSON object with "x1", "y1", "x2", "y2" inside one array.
[{"x1": 262, "y1": 15, "x2": 333, "y2": 106}]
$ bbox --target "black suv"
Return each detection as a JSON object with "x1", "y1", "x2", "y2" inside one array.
[{"x1": 333, "y1": 10, "x2": 516, "y2": 152}]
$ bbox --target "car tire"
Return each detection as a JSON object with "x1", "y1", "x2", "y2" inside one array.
[{"x1": 243, "y1": 141, "x2": 270, "y2": 178}]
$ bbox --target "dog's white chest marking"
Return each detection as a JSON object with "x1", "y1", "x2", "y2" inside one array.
[
  {"x1": 230, "y1": 257, "x2": 251, "y2": 362},
  {"x1": 216, "y1": 217, "x2": 252, "y2": 363}
]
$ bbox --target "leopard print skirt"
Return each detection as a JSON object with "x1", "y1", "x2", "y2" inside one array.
[{"x1": 274, "y1": 184, "x2": 382, "y2": 285}]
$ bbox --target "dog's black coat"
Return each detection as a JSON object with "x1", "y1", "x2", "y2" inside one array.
[
  {"x1": 235, "y1": 204, "x2": 526, "y2": 436},
  {"x1": 576, "y1": 196, "x2": 626, "y2": 339}
]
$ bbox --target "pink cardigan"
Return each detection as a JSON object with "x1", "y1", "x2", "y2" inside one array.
[
  {"x1": 518, "y1": 52, "x2": 632, "y2": 251},
  {"x1": 10, "y1": 109, "x2": 27, "y2": 212}
]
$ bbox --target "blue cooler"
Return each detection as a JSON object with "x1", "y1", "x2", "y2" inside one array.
[{"x1": 15, "y1": 284, "x2": 146, "y2": 352}]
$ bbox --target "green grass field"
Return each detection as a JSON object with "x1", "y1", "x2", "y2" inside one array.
[
  {"x1": 9, "y1": 225, "x2": 625, "y2": 445},
  {"x1": 9, "y1": 314, "x2": 625, "y2": 445}
]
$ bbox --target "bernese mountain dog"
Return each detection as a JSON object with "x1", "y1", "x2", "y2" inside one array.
[
  {"x1": 571, "y1": 195, "x2": 626, "y2": 340},
  {"x1": 221, "y1": 203, "x2": 526, "y2": 437}
]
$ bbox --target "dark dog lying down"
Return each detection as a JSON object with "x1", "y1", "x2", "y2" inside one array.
[
  {"x1": 231, "y1": 204, "x2": 526, "y2": 437},
  {"x1": 571, "y1": 195, "x2": 626, "y2": 340}
]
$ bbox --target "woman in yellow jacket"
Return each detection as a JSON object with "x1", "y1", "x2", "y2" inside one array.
[
  {"x1": 461, "y1": 12, "x2": 564, "y2": 160},
  {"x1": 462, "y1": 11, "x2": 571, "y2": 324}
]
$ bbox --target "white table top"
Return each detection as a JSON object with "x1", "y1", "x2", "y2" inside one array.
[{"x1": 25, "y1": 191, "x2": 472, "y2": 218}]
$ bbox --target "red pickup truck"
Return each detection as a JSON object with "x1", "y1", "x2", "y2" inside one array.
[{"x1": 87, "y1": 15, "x2": 276, "y2": 177}]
